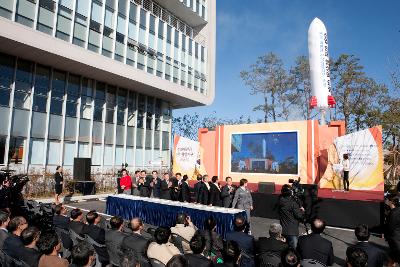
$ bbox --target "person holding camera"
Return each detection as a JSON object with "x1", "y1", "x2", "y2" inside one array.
[{"x1": 278, "y1": 184, "x2": 305, "y2": 249}]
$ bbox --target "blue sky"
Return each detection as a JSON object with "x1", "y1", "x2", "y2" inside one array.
[{"x1": 175, "y1": 0, "x2": 400, "y2": 121}]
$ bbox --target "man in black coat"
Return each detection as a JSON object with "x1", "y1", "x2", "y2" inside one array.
[
  {"x1": 17, "y1": 226, "x2": 42, "y2": 267},
  {"x1": 83, "y1": 210, "x2": 109, "y2": 265},
  {"x1": 221, "y1": 177, "x2": 235, "y2": 208},
  {"x1": 256, "y1": 223, "x2": 288, "y2": 258},
  {"x1": 0, "y1": 210, "x2": 10, "y2": 249},
  {"x1": 69, "y1": 208, "x2": 86, "y2": 236},
  {"x1": 105, "y1": 216, "x2": 128, "y2": 266},
  {"x1": 208, "y1": 176, "x2": 222, "y2": 206},
  {"x1": 53, "y1": 204, "x2": 73, "y2": 250},
  {"x1": 139, "y1": 170, "x2": 152, "y2": 197},
  {"x1": 160, "y1": 172, "x2": 172, "y2": 200},
  {"x1": 347, "y1": 224, "x2": 385, "y2": 267},
  {"x1": 121, "y1": 218, "x2": 150, "y2": 266},
  {"x1": 151, "y1": 171, "x2": 161, "y2": 198},
  {"x1": 179, "y1": 175, "x2": 191, "y2": 202},
  {"x1": 385, "y1": 196, "x2": 400, "y2": 263},
  {"x1": 53, "y1": 204, "x2": 70, "y2": 230},
  {"x1": 297, "y1": 218, "x2": 334, "y2": 266},
  {"x1": 3, "y1": 216, "x2": 28, "y2": 259},
  {"x1": 278, "y1": 184, "x2": 304, "y2": 248},
  {"x1": 195, "y1": 175, "x2": 209, "y2": 205},
  {"x1": 226, "y1": 216, "x2": 255, "y2": 267},
  {"x1": 184, "y1": 234, "x2": 213, "y2": 267},
  {"x1": 194, "y1": 175, "x2": 203, "y2": 203}
]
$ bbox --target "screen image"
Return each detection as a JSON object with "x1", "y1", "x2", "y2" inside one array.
[{"x1": 231, "y1": 132, "x2": 298, "y2": 175}]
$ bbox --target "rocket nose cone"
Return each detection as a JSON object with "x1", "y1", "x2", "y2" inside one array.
[{"x1": 308, "y1": 17, "x2": 326, "y2": 33}]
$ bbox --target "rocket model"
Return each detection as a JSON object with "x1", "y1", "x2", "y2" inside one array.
[{"x1": 308, "y1": 17, "x2": 335, "y2": 123}]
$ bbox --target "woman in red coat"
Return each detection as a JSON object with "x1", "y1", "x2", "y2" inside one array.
[{"x1": 120, "y1": 169, "x2": 132, "y2": 195}]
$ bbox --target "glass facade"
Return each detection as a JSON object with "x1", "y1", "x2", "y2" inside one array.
[
  {"x1": 0, "y1": 0, "x2": 208, "y2": 95},
  {"x1": 0, "y1": 53, "x2": 171, "y2": 170}
]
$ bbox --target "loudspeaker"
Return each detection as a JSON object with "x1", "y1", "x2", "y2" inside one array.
[
  {"x1": 73, "y1": 158, "x2": 92, "y2": 181},
  {"x1": 258, "y1": 182, "x2": 275, "y2": 194}
]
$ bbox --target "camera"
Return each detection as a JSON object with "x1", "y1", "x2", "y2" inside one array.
[{"x1": 288, "y1": 177, "x2": 305, "y2": 203}]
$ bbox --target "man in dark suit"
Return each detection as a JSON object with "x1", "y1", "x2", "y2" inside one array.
[
  {"x1": 297, "y1": 218, "x2": 334, "y2": 266},
  {"x1": 69, "y1": 208, "x2": 86, "y2": 236},
  {"x1": 184, "y1": 234, "x2": 213, "y2": 267},
  {"x1": 17, "y1": 226, "x2": 41, "y2": 267},
  {"x1": 346, "y1": 247, "x2": 368, "y2": 267},
  {"x1": 0, "y1": 210, "x2": 10, "y2": 249},
  {"x1": 105, "y1": 216, "x2": 128, "y2": 266},
  {"x1": 3, "y1": 216, "x2": 28, "y2": 259},
  {"x1": 121, "y1": 218, "x2": 150, "y2": 266},
  {"x1": 53, "y1": 204, "x2": 70, "y2": 230},
  {"x1": 226, "y1": 216, "x2": 255, "y2": 267},
  {"x1": 152, "y1": 170, "x2": 162, "y2": 198},
  {"x1": 139, "y1": 170, "x2": 152, "y2": 197},
  {"x1": 160, "y1": 172, "x2": 172, "y2": 200},
  {"x1": 256, "y1": 223, "x2": 288, "y2": 262},
  {"x1": 194, "y1": 175, "x2": 203, "y2": 203},
  {"x1": 53, "y1": 204, "x2": 73, "y2": 250},
  {"x1": 386, "y1": 196, "x2": 400, "y2": 264},
  {"x1": 196, "y1": 175, "x2": 209, "y2": 205},
  {"x1": 171, "y1": 173, "x2": 181, "y2": 201},
  {"x1": 209, "y1": 176, "x2": 222, "y2": 206},
  {"x1": 347, "y1": 224, "x2": 386, "y2": 267},
  {"x1": 179, "y1": 175, "x2": 191, "y2": 202},
  {"x1": 83, "y1": 210, "x2": 109, "y2": 265},
  {"x1": 221, "y1": 177, "x2": 235, "y2": 208}
]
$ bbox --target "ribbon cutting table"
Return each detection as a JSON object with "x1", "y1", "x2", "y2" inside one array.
[{"x1": 106, "y1": 195, "x2": 247, "y2": 238}]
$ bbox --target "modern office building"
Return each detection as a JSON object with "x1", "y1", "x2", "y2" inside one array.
[{"x1": 0, "y1": 0, "x2": 215, "y2": 181}]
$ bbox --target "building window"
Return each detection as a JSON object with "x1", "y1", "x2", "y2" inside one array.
[
  {"x1": 37, "y1": 0, "x2": 56, "y2": 35},
  {"x1": 16, "y1": 0, "x2": 36, "y2": 27},
  {"x1": 14, "y1": 59, "x2": 33, "y2": 110},
  {"x1": 105, "y1": 86, "x2": 116, "y2": 123},
  {"x1": 9, "y1": 137, "x2": 26, "y2": 164},
  {"x1": 47, "y1": 140, "x2": 61, "y2": 165},
  {"x1": 0, "y1": 0, "x2": 13, "y2": 19},
  {"x1": 92, "y1": 143, "x2": 101, "y2": 165},
  {"x1": 81, "y1": 78, "x2": 93, "y2": 119},
  {"x1": 50, "y1": 71, "x2": 65, "y2": 115},
  {"x1": 127, "y1": 91, "x2": 136, "y2": 127},
  {"x1": 0, "y1": 136, "x2": 5, "y2": 164},
  {"x1": 94, "y1": 82, "x2": 105, "y2": 121},
  {"x1": 29, "y1": 139, "x2": 45, "y2": 165},
  {"x1": 117, "y1": 88, "x2": 127, "y2": 125},
  {"x1": 56, "y1": 6, "x2": 73, "y2": 41},
  {"x1": 0, "y1": 53, "x2": 15, "y2": 107},
  {"x1": 63, "y1": 142, "x2": 75, "y2": 165}
]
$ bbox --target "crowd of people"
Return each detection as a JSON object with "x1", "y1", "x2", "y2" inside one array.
[{"x1": 1, "y1": 200, "x2": 398, "y2": 267}]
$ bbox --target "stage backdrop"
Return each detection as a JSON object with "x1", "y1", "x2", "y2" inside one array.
[
  {"x1": 172, "y1": 136, "x2": 206, "y2": 179},
  {"x1": 222, "y1": 121, "x2": 309, "y2": 184},
  {"x1": 320, "y1": 126, "x2": 384, "y2": 191}
]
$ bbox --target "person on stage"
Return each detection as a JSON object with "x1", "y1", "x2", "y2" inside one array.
[
  {"x1": 179, "y1": 175, "x2": 191, "y2": 202},
  {"x1": 221, "y1": 177, "x2": 235, "y2": 208},
  {"x1": 196, "y1": 175, "x2": 210, "y2": 205},
  {"x1": 160, "y1": 172, "x2": 172, "y2": 200},
  {"x1": 120, "y1": 169, "x2": 132, "y2": 195},
  {"x1": 54, "y1": 166, "x2": 63, "y2": 204},
  {"x1": 342, "y1": 154, "x2": 350, "y2": 191},
  {"x1": 152, "y1": 170, "x2": 161, "y2": 198},
  {"x1": 209, "y1": 176, "x2": 222, "y2": 207},
  {"x1": 232, "y1": 179, "x2": 253, "y2": 230},
  {"x1": 131, "y1": 170, "x2": 141, "y2": 196}
]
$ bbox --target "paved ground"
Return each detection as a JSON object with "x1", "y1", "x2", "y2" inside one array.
[{"x1": 46, "y1": 196, "x2": 390, "y2": 267}]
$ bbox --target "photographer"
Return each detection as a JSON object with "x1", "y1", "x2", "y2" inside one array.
[{"x1": 278, "y1": 184, "x2": 305, "y2": 249}]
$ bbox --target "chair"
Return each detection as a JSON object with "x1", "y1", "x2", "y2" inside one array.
[
  {"x1": 0, "y1": 249, "x2": 30, "y2": 267},
  {"x1": 170, "y1": 233, "x2": 190, "y2": 254},
  {"x1": 69, "y1": 229, "x2": 85, "y2": 246},
  {"x1": 239, "y1": 249, "x2": 255, "y2": 267},
  {"x1": 300, "y1": 259, "x2": 327, "y2": 267},
  {"x1": 258, "y1": 251, "x2": 281, "y2": 267},
  {"x1": 55, "y1": 227, "x2": 72, "y2": 258},
  {"x1": 85, "y1": 234, "x2": 106, "y2": 267},
  {"x1": 149, "y1": 258, "x2": 166, "y2": 267}
]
